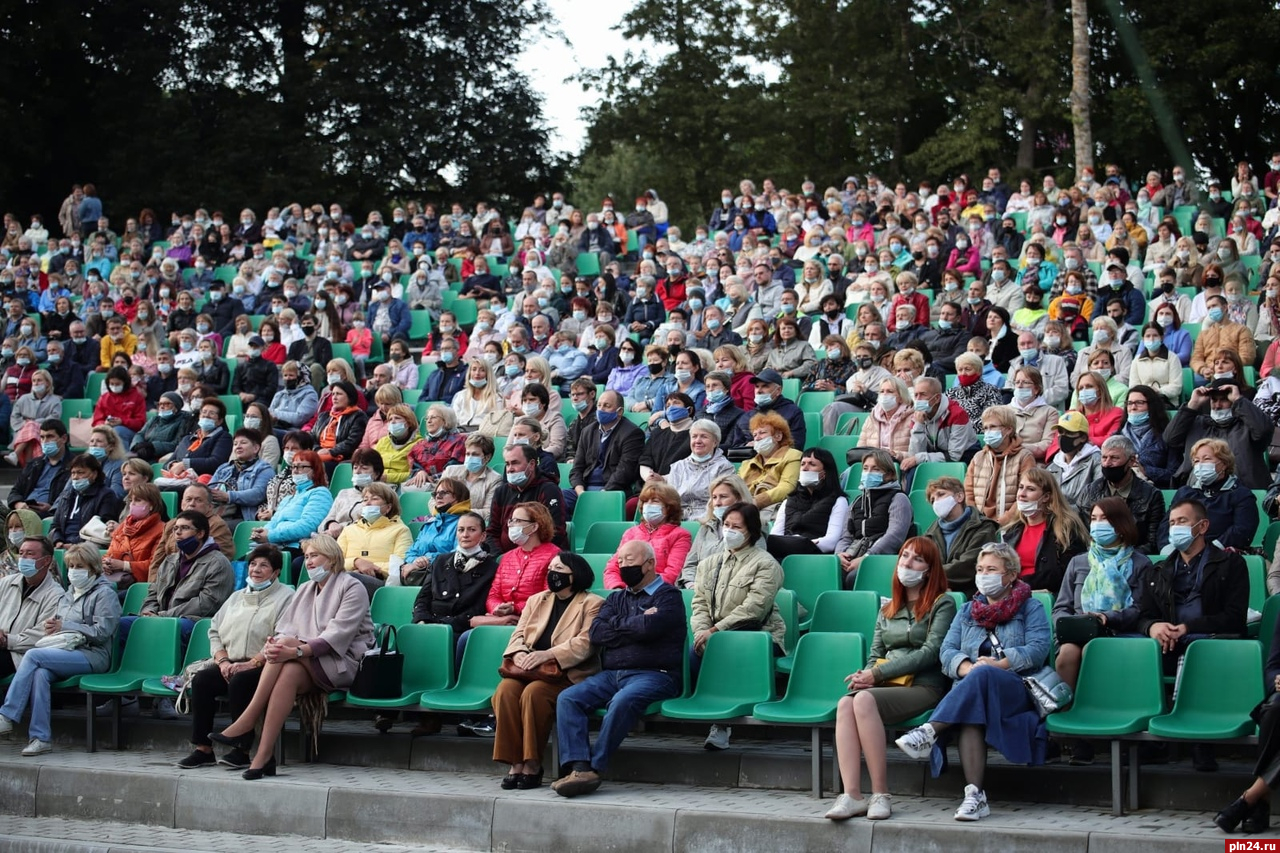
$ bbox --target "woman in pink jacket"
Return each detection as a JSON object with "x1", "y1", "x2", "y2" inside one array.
[{"x1": 604, "y1": 483, "x2": 692, "y2": 589}]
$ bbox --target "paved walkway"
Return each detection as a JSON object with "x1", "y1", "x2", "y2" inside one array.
[{"x1": 0, "y1": 747, "x2": 1255, "y2": 852}]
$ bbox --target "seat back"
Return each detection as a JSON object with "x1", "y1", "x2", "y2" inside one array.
[
  {"x1": 1072, "y1": 637, "x2": 1164, "y2": 717},
  {"x1": 581, "y1": 521, "x2": 633, "y2": 555},
  {"x1": 780, "y1": 554, "x2": 842, "y2": 624},
  {"x1": 908, "y1": 491, "x2": 937, "y2": 528},
  {"x1": 573, "y1": 492, "x2": 625, "y2": 545},
  {"x1": 456, "y1": 625, "x2": 516, "y2": 691},
  {"x1": 369, "y1": 586, "x2": 418, "y2": 629},
  {"x1": 909, "y1": 462, "x2": 966, "y2": 493},
  {"x1": 817, "y1": 436, "x2": 861, "y2": 471},
  {"x1": 775, "y1": 588, "x2": 798, "y2": 655},
  {"x1": 777, "y1": 632, "x2": 866, "y2": 708},
  {"x1": 1169, "y1": 639, "x2": 1262, "y2": 721},
  {"x1": 797, "y1": 391, "x2": 835, "y2": 414},
  {"x1": 329, "y1": 462, "x2": 353, "y2": 495},
  {"x1": 183, "y1": 619, "x2": 213, "y2": 669},
  {"x1": 1244, "y1": 555, "x2": 1266, "y2": 614},
  {"x1": 398, "y1": 491, "x2": 434, "y2": 523},
  {"x1": 395, "y1": 623, "x2": 456, "y2": 692},
  {"x1": 117, "y1": 616, "x2": 182, "y2": 676},
  {"x1": 685, "y1": 630, "x2": 774, "y2": 706},
  {"x1": 810, "y1": 590, "x2": 880, "y2": 644},
  {"x1": 121, "y1": 583, "x2": 150, "y2": 617},
  {"x1": 232, "y1": 522, "x2": 267, "y2": 559},
  {"x1": 851, "y1": 555, "x2": 895, "y2": 598}
]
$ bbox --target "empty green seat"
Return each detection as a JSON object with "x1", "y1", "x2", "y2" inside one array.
[
  {"x1": 419, "y1": 625, "x2": 514, "y2": 713},
  {"x1": 81, "y1": 617, "x2": 183, "y2": 750},
  {"x1": 1147, "y1": 639, "x2": 1261, "y2": 740},
  {"x1": 851, "y1": 555, "x2": 895, "y2": 598},
  {"x1": 141, "y1": 619, "x2": 213, "y2": 699},
  {"x1": 121, "y1": 583, "x2": 150, "y2": 616},
  {"x1": 369, "y1": 586, "x2": 419, "y2": 628},
  {"x1": 399, "y1": 491, "x2": 434, "y2": 522},
  {"x1": 797, "y1": 391, "x2": 835, "y2": 414},
  {"x1": 909, "y1": 462, "x2": 966, "y2": 492},
  {"x1": 780, "y1": 554, "x2": 842, "y2": 631},
  {"x1": 581, "y1": 521, "x2": 634, "y2": 555},
  {"x1": 572, "y1": 492, "x2": 626, "y2": 550},
  {"x1": 232, "y1": 522, "x2": 268, "y2": 559},
  {"x1": 659, "y1": 631, "x2": 774, "y2": 720}
]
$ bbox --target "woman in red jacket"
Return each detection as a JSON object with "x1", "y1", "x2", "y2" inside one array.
[
  {"x1": 2, "y1": 345, "x2": 39, "y2": 402},
  {"x1": 604, "y1": 483, "x2": 692, "y2": 589},
  {"x1": 714, "y1": 344, "x2": 757, "y2": 412},
  {"x1": 92, "y1": 365, "x2": 147, "y2": 444}
]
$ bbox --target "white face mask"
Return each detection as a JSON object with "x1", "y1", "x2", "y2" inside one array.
[
  {"x1": 798, "y1": 470, "x2": 821, "y2": 487},
  {"x1": 722, "y1": 527, "x2": 746, "y2": 550},
  {"x1": 896, "y1": 567, "x2": 926, "y2": 588},
  {"x1": 931, "y1": 494, "x2": 957, "y2": 519},
  {"x1": 975, "y1": 572, "x2": 1007, "y2": 598}
]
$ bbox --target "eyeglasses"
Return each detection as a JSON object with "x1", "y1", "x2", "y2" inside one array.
[
  {"x1": 290, "y1": 465, "x2": 313, "y2": 473},
  {"x1": 510, "y1": 518, "x2": 535, "y2": 525},
  {"x1": 433, "y1": 491, "x2": 454, "y2": 500}
]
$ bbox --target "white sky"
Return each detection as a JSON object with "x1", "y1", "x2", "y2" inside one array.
[{"x1": 518, "y1": 1, "x2": 639, "y2": 156}]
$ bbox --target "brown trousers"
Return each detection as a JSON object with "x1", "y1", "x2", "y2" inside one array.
[{"x1": 492, "y1": 677, "x2": 566, "y2": 765}]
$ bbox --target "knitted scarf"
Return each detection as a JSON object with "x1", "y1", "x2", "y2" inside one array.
[{"x1": 968, "y1": 579, "x2": 1032, "y2": 630}]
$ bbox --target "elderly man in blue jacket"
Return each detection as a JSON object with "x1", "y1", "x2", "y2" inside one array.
[{"x1": 367, "y1": 280, "x2": 411, "y2": 345}]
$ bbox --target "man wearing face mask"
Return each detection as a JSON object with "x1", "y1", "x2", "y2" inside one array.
[
  {"x1": 748, "y1": 370, "x2": 806, "y2": 449},
  {"x1": 907, "y1": 377, "x2": 978, "y2": 469},
  {"x1": 268, "y1": 361, "x2": 320, "y2": 431},
  {"x1": 921, "y1": 477, "x2": 998, "y2": 598},
  {"x1": 1045, "y1": 412, "x2": 1104, "y2": 509},
  {"x1": 0, "y1": 535, "x2": 64, "y2": 680},
  {"x1": 1077, "y1": 435, "x2": 1166, "y2": 553},
  {"x1": 367, "y1": 281, "x2": 411, "y2": 346},
  {"x1": 552, "y1": 539, "x2": 684, "y2": 798},
  {"x1": 230, "y1": 335, "x2": 280, "y2": 407},
  {"x1": 286, "y1": 313, "x2": 333, "y2": 391},
  {"x1": 148, "y1": 484, "x2": 236, "y2": 580},
  {"x1": 1166, "y1": 379, "x2": 1273, "y2": 490},
  {"x1": 8, "y1": 420, "x2": 71, "y2": 518},
  {"x1": 127, "y1": 511, "x2": 233, "y2": 656},
  {"x1": 1190, "y1": 295, "x2": 1256, "y2": 382},
  {"x1": 487, "y1": 444, "x2": 568, "y2": 552},
  {"x1": 565, "y1": 390, "x2": 644, "y2": 512},
  {"x1": 202, "y1": 282, "x2": 246, "y2": 340}
]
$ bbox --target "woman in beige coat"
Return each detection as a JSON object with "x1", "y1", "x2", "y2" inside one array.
[
  {"x1": 492, "y1": 552, "x2": 604, "y2": 789},
  {"x1": 964, "y1": 406, "x2": 1036, "y2": 525},
  {"x1": 210, "y1": 534, "x2": 374, "y2": 780},
  {"x1": 1009, "y1": 367, "x2": 1059, "y2": 462}
]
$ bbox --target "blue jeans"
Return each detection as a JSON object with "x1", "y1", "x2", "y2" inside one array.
[
  {"x1": 118, "y1": 615, "x2": 197, "y2": 655},
  {"x1": 0, "y1": 648, "x2": 94, "y2": 741},
  {"x1": 555, "y1": 668, "x2": 681, "y2": 774},
  {"x1": 112, "y1": 425, "x2": 136, "y2": 445}
]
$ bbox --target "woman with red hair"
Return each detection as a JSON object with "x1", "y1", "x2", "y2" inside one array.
[{"x1": 827, "y1": 537, "x2": 957, "y2": 822}]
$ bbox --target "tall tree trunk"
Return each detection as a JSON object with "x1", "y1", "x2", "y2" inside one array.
[
  {"x1": 1017, "y1": 81, "x2": 1040, "y2": 170},
  {"x1": 1070, "y1": 0, "x2": 1093, "y2": 170}
]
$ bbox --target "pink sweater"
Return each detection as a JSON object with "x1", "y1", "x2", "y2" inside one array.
[{"x1": 604, "y1": 522, "x2": 692, "y2": 589}]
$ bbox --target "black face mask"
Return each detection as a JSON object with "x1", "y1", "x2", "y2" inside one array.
[
  {"x1": 856, "y1": 356, "x2": 873, "y2": 369},
  {"x1": 1059, "y1": 433, "x2": 1086, "y2": 454},
  {"x1": 285, "y1": 379, "x2": 298, "y2": 390},
  {"x1": 1160, "y1": 280, "x2": 1175, "y2": 294},
  {"x1": 301, "y1": 325, "x2": 316, "y2": 337},
  {"x1": 619, "y1": 563, "x2": 646, "y2": 588},
  {"x1": 648, "y1": 362, "x2": 665, "y2": 375},
  {"x1": 1101, "y1": 464, "x2": 1127, "y2": 484},
  {"x1": 547, "y1": 572, "x2": 571, "y2": 593}
]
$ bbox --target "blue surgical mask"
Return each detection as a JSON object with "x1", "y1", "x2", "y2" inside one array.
[
  {"x1": 246, "y1": 577, "x2": 272, "y2": 592},
  {"x1": 1143, "y1": 339, "x2": 1162, "y2": 354},
  {"x1": 1128, "y1": 411, "x2": 1149, "y2": 426},
  {"x1": 572, "y1": 398, "x2": 589, "y2": 412},
  {"x1": 198, "y1": 417, "x2": 217, "y2": 433},
  {"x1": 1193, "y1": 462, "x2": 1218, "y2": 485},
  {"x1": 641, "y1": 502, "x2": 665, "y2": 524},
  {"x1": 88, "y1": 446, "x2": 107, "y2": 460},
  {"x1": 707, "y1": 389, "x2": 728, "y2": 405},
  {"x1": 596, "y1": 409, "x2": 619, "y2": 426},
  {"x1": 1169, "y1": 524, "x2": 1196, "y2": 552},
  {"x1": 361, "y1": 505, "x2": 383, "y2": 523},
  {"x1": 1019, "y1": 348, "x2": 1039, "y2": 363},
  {"x1": 71, "y1": 478, "x2": 89, "y2": 492},
  {"x1": 665, "y1": 405, "x2": 689, "y2": 422},
  {"x1": 754, "y1": 393, "x2": 773, "y2": 407},
  {"x1": 983, "y1": 429, "x2": 1004, "y2": 447},
  {"x1": 1090, "y1": 521, "x2": 1118, "y2": 547},
  {"x1": 1208, "y1": 306, "x2": 1225, "y2": 323},
  {"x1": 913, "y1": 398, "x2": 930, "y2": 412},
  {"x1": 17, "y1": 558, "x2": 39, "y2": 578},
  {"x1": 938, "y1": 319, "x2": 953, "y2": 330},
  {"x1": 505, "y1": 365, "x2": 521, "y2": 377},
  {"x1": 464, "y1": 455, "x2": 484, "y2": 473},
  {"x1": 388, "y1": 422, "x2": 408, "y2": 438},
  {"x1": 506, "y1": 470, "x2": 529, "y2": 487},
  {"x1": 860, "y1": 471, "x2": 884, "y2": 490},
  {"x1": 41, "y1": 440, "x2": 59, "y2": 456},
  {"x1": 1078, "y1": 388, "x2": 1098, "y2": 406},
  {"x1": 292, "y1": 475, "x2": 312, "y2": 490},
  {"x1": 1014, "y1": 387, "x2": 1034, "y2": 403}
]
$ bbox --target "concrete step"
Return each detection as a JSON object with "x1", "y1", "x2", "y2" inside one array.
[
  {"x1": 43, "y1": 707, "x2": 1253, "y2": 813},
  {"x1": 0, "y1": 750, "x2": 1243, "y2": 853}
]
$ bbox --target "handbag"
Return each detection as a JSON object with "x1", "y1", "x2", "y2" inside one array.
[
  {"x1": 498, "y1": 654, "x2": 570, "y2": 686},
  {"x1": 987, "y1": 631, "x2": 1072, "y2": 718},
  {"x1": 79, "y1": 517, "x2": 112, "y2": 548},
  {"x1": 350, "y1": 625, "x2": 404, "y2": 699},
  {"x1": 35, "y1": 631, "x2": 86, "y2": 650},
  {"x1": 874, "y1": 658, "x2": 914, "y2": 687},
  {"x1": 69, "y1": 417, "x2": 94, "y2": 449},
  {"x1": 1055, "y1": 614, "x2": 1101, "y2": 646}
]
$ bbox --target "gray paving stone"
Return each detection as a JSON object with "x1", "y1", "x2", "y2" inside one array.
[
  {"x1": 492, "y1": 798, "x2": 676, "y2": 853},
  {"x1": 326, "y1": 787, "x2": 493, "y2": 850},
  {"x1": 36, "y1": 765, "x2": 176, "y2": 827},
  {"x1": 174, "y1": 771, "x2": 325, "y2": 838}
]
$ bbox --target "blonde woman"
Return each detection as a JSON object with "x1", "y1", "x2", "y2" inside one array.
[
  {"x1": 451, "y1": 357, "x2": 500, "y2": 430},
  {"x1": 374, "y1": 404, "x2": 424, "y2": 486},
  {"x1": 857, "y1": 377, "x2": 914, "y2": 461},
  {"x1": 738, "y1": 412, "x2": 802, "y2": 518},
  {"x1": 963, "y1": 406, "x2": 1036, "y2": 525},
  {"x1": 679, "y1": 474, "x2": 755, "y2": 587},
  {"x1": 337, "y1": 483, "x2": 413, "y2": 590},
  {"x1": 1168, "y1": 236, "x2": 1204, "y2": 289},
  {"x1": 359, "y1": 384, "x2": 404, "y2": 451},
  {"x1": 999, "y1": 467, "x2": 1088, "y2": 594}
]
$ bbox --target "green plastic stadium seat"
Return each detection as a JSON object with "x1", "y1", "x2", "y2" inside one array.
[
  {"x1": 851, "y1": 556, "x2": 895, "y2": 598},
  {"x1": 659, "y1": 631, "x2": 774, "y2": 720},
  {"x1": 348, "y1": 624, "x2": 456, "y2": 710},
  {"x1": 756, "y1": 632, "x2": 866, "y2": 725},
  {"x1": 776, "y1": 590, "x2": 878, "y2": 675},
  {"x1": 572, "y1": 492, "x2": 625, "y2": 550},
  {"x1": 141, "y1": 619, "x2": 213, "y2": 698},
  {"x1": 399, "y1": 491, "x2": 434, "y2": 523},
  {"x1": 81, "y1": 617, "x2": 183, "y2": 750},
  {"x1": 419, "y1": 625, "x2": 514, "y2": 713},
  {"x1": 369, "y1": 586, "x2": 419, "y2": 629},
  {"x1": 232, "y1": 522, "x2": 269, "y2": 559},
  {"x1": 909, "y1": 462, "x2": 966, "y2": 492},
  {"x1": 1147, "y1": 639, "x2": 1262, "y2": 740},
  {"x1": 121, "y1": 583, "x2": 150, "y2": 617},
  {"x1": 797, "y1": 391, "x2": 835, "y2": 414},
  {"x1": 581, "y1": 521, "x2": 633, "y2": 556},
  {"x1": 780, "y1": 554, "x2": 841, "y2": 631},
  {"x1": 329, "y1": 462, "x2": 353, "y2": 495}
]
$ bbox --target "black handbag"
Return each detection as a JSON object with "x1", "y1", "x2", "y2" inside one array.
[{"x1": 350, "y1": 624, "x2": 403, "y2": 699}]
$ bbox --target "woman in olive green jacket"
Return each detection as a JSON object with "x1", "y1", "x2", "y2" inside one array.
[{"x1": 827, "y1": 536, "x2": 957, "y2": 823}]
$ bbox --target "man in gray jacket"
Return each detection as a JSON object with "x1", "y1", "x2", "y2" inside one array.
[
  {"x1": 906, "y1": 377, "x2": 977, "y2": 472},
  {"x1": 0, "y1": 536, "x2": 64, "y2": 678}
]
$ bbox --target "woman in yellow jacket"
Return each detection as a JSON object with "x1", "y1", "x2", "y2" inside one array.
[
  {"x1": 372, "y1": 404, "x2": 421, "y2": 485},
  {"x1": 336, "y1": 482, "x2": 413, "y2": 590},
  {"x1": 737, "y1": 411, "x2": 802, "y2": 523}
]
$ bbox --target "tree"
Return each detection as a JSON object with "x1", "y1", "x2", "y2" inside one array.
[{"x1": 1071, "y1": 0, "x2": 1094, "y2": 171}]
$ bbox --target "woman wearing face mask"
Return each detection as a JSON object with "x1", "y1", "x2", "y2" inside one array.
[
  {"x1": 1006, "y1": 367, "x2": 1058, "y2": 462},
  {"x1": 256, "y1": 431, "x2": 316, "y2": 520},
  {"x1": 0, "y1": 508, "x2": 42, "y2": 576},
  {"x1": 175, "y1": 544, "x2": 294, "y2": 770},
  {"x1": 1072, "y1": 348, "x2": 1127, "y2": 408},
  {"x1": 947, "y1": 352, "x2": 1003, "y2": 425},
  {"x1": 964, "y1": 406, "x2": 1036, "y2": 525},
  {"x1": 365, "y1": 403, "x2": 420, "y2": 486},
  {"x1": 88, "y1": 425, "x2": 127, "y2": 499},
  {"x1": 664, "y1": 418, "x2": 738, "y2": 520},
  {"x1": 7, "y1": 368, "x2": 60, "y2": 467},
  {"x1": 837, "y1": 449, "x2": 913, "y2": 586},
  {"x1": 211, "y1": 532, "x2": 374, "y2": 780},
  {"x1": 805, "y1": 335, "x2": 856, "y2": 397},
  {"x1": 1129, "y1": 322, "x2": 1184, "y2": 408},
  {"x1": 51, "y1": 454, "x2": 123, "y2": 549},
  {"x1": 1256, "y1": 275, "x2": 1280, "y2": 354},
  {"x1": 741, "y1": 319, "x2": 773, "y2": 375},
  {"x1": 1116, "y1": 386, "x2": 1174, "y2": 486},
  {"x1": 437, "y1": 434, "x2": 503, "y2": 522},
  {"x1": 638, "y1": 393, "x2": 698, "y2": 493},
  {"x1": 309, "y1": 381, "x2": 368, "y2": 474},
  {"x1": 854, "y1": 376, "x2": 914, "y2": 463},
  {"x1": 738, "y1": 412, "x2": 802, "y2": 521},
  {"x1": 90, "y1": 365, "x2": 146, "y2": 445},
  {"x1": 130, "y1": 391, "x2": 189, "y2": 463},
  {"x1": 602, "y1": 483, "x2": 691, "y2": 589},
  {"x1": 584, "y1": 324, "x2": 620, "y2": 386},
  {"x1": 336, "y1": 482, "x2": 412, "y2": 593},
  {"x1": 677, "y1": 475, "x2": 753, "y2": 587},
  {"x1": 0, "y1": 543, "x2": 120, "y2": 758},
  {"x1": 322, "y1": 448, "x2": 386, "y2": 535},
  {"x1": 251, "y1": 449, "x2": 334, "y2": 554},
  {"x1": 450, "y1": 357, "x2": 500, "y2": 430},
  {"x1": 765, "y1": 447, "x2": 849, "y2": 560},
  {"x1": 226, "y1": 315, "x2": 256, "y2": 360},
  {"x1": 102, "y1": 483, "x2": 166, "y2": 589},
  {"x1": 827, "y1": 537, "x2": 956, "y2": 821},
  {"x1": 304, "y1": 360, "x2": 364, "y2": 431},
  {"x1": 410, "y1": 508, "x2": 498, "y2": 628},
  {"x1": 492, "y1": 551, "x2": 604, "y2": 788},
  {"x1": 402, "y1": 478, "x2": 473, "y2": 575},
  {"x1": 1053, "y1": 371, "x2": 1122, "y2": 457},
  {"x1": 999, "y1": 467, "x2": 1088, "y2": 593},
  {"x1": 1160, "y1": 438, "x2": 1257, "y2": 551},
  {"x1": 517, "y1": 382, "x2": 567, "y2": 460},
  {"x1": 893, "y1": 542, "x2": 1051, "y2": 823}
]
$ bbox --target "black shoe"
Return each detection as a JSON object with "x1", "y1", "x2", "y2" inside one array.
[
  {"x1": 209, "y1": 731, "x2": 248, "y2": 749},
  {"x1": 1216, "y1": 796, "x2": 1252, "y2": 833},
  {"x1": 1069, "y1": 740, "x2": 1095, "y2": 766},
  {"x1": 175, "y1": 749, "x2": 216, "y2": 769},
  {"x1": 1138, "y1": 742, "x2": 1169, "y2": 765},
  {"x1": 217, "y1": 748, "x2": 251, "y2": 769},
  {"x1": 516, "y1": 771, "x2": 544, "y2": 790},
  {"x1": 500, "y1": 773, "x2": 521, "y2": 790},
  {"x1": 1191, "y1": 743, "x2": 1219, "y2": 772},
  {"x1": 1044, "y1": 740, "x2": 1062, "y2": 763},
  {"x1": 242, "y1": 758, "x2": 277, "y2": 780},
  {"x1": 1243, "y1": 799, "x2": 1271, "y2": 834},
  {"x1": 373, "y1": 714, "x2": 395, "y2": 734}
]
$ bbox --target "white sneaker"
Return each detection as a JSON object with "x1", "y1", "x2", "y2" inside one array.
[
  {"x1": 0, "y1": 715, "x2": 13, "y2": 736},
  {"x1": 153, "y1": 699, "x2": 179, "y2": 720},
  {"x1": 21, "y1": 738, "x2": 52, "y2": 757},
  {"x1": 867, "y1": 792, "x2": 892, "y2": 820},
  {"x1": 823, "y1": 793, "x2": 869, "y2": 820},
  {"x1": 954, "y1": 784, "x2": 990, "y2": 821},
  {"x1": 894, "y1": 724, "x2": 936, "y2": 760},
  {"x1": 704, "y1": 724, "x2": 731, "y2": 751}
]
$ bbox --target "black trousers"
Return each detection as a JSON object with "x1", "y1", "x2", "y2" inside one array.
[
  {"x1": 1254, "y1": 696, "x2": 1280, "y2": 788},
  {"x1": 189, "y1": 664, "x2": 262, "y2": 747}
]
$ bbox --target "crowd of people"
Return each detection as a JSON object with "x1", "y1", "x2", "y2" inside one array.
[{"x1": 0, "y1": 163, "x2": 1279, "y2": 830}]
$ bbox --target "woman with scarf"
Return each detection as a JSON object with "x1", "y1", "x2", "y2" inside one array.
[
  {"x1": 894, "y1": 542, "x2": 1051, "y2": 822},
  {"x1": 1158, "y1": 438, "x2": 1257, "y2": 552},
  {"x1": 766, "y1": 448, "x2": 849, "y2": 560},
  {"x1": 403, "y1": 478, "x2": 473, "y2": 576},
  {"x1": 310, "y1": 381, "x2": 368, "y2": 476},
  {"x1": 964, "y1": 406, "x2": 1036, "y2": 525},
  {"x1": 1118, "y1": 387, "x2": 1174, "y2": 488},
  {"x1": 1051, "y1": 498, "x2": 1152, "y2": 765}
]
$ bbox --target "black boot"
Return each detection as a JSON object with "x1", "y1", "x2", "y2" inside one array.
[
  {"x1": 1243, "y1": 799, "x2": 1271, "y2": 834},
  {"x1": 1191, "y1": 743, "x2": 1219, "y2": 772},
  {"x1": 1215, "y1": 796, "x2": 1251, "y2": 833}
]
